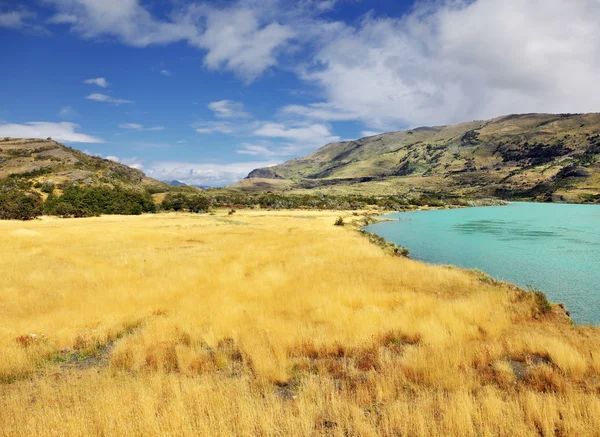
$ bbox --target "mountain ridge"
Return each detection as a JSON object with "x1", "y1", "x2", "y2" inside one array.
[
  {"x1": 0, "y1": 137, "x2": 169, "y2": 193},
  {"x1": 234, "y1": 113, "x2": 600, "y2": 203}
]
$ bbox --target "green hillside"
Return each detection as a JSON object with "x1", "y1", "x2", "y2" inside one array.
[{"x1": 235, "y1": 113, "x2": 600, "y2": 203}]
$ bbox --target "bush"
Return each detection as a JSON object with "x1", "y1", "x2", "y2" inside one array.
[
  {"x1": 529, "y1": 287, "x2": 552, "y2": 315},
  {"x1": 161, "y1": 193, "x2": 211, "y2": 213},
  {"x1": 359, "y1": 230, "x2": 410, "y2": 258},
  {"x1": 41, "y1": 182, "x2": 55, "y2": 194},
  {"x1": 44, "y1": 185, "x2": 156, "y2": 218},
  {"x1": 0, "y1": 180, "x2": 43, "y2": 220},
  {"x1": 187, "y1": 195, "x2": 211, "y2": 213},
  {"x1": 334, "y1": 217, "x2": 345, "y2": 226}
]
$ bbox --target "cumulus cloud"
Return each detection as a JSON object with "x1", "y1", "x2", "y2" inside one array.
[
  {"x1": 290, "y1": 0, "x2": 600, "y2": 129},
  {"x1": 159, "y1": 69, "x2": 172, "y2": 76},
  {"x1": 188, "y1": 6, "x2": 295, "y2": 81},
  {"x1": 43, "y1": 0, "x2": 295, "y2": 81},
  {"x1": 87, "y1": 93, "x2": 133, "y2": 104},
  {"x1": 119, "y1": 123, "x2": 164, "y2": 131},
  {"x1": 145, "y1": 160, "x2": 278, "y2": 186},
  {"x1": 43, "y1": 0, "x2": 197, "y2": 46},
  {"x1": 104, "y1": 155, "x2": 144, "y2": 169},
  {"x1": 84, "y1": 77, "x2": 109, "y2": 88},
  {"x1": 208, "y1": 100, "x2": 252, "y2": 119},
  {"x1": 0, "y1": 121, "x2": 102, "y2": 143},
  {"x1": 253, "y1": 122, "x2": 340, "y2": 148}
]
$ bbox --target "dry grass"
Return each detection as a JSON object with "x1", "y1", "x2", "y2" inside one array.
[{"x1": 1, "y1": 210, "x2": 599, "y2": 436}]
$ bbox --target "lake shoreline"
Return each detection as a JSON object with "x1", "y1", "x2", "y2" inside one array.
[{"x1": 361, "y1": 203, "x2": 600, "y2": 326}]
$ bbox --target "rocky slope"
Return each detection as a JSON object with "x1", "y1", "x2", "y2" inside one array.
[
  {"x1": 236, "y1": 113, "x2": 600, "y2": 202},
  {"x1": 0, "y1": 137, "x2": 169, "y2": 192}
]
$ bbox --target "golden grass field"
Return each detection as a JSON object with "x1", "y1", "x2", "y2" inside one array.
[{"x1": 1, "y1": 210, "x2": 600, "y2": 436}]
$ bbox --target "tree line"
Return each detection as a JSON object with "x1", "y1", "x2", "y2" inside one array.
[{"x1": 0, "y1": 180, "x2": 465, "y2": 221}]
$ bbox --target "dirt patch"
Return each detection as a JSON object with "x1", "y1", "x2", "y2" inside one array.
[
  {"x1": 508, "y1": 354, "x2": 553, "y2": 380},
  {"x1": 51, "y1": 341, "x2": 116, "y2": 371}
]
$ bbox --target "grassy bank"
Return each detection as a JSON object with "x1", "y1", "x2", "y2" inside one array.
[{"x1": 1, "y1": 211, "x2": 599, "y2": 436}]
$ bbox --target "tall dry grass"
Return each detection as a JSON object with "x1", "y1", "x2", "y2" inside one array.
[{"x1": 0, "y1": 211, "x2": 599, "y2": 436}]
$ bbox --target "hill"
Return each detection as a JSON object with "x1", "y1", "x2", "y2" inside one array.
[
  {"x1": 236, "y1": 113, "x2": 600, "y2": 203},
  {"x1": 0, "y1": 137, "x2": 169, "y2": 192}
]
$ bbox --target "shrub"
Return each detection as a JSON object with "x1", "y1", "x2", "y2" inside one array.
[
  {"x1": 530, "y1": 287, "x2": 552, "y2": 315},
  {"x1": 41, "y1": 182, "x2": 55, "y2": 194},
  {"x1": 334, "y1": 217, "x2": 345, "y2": 226},
  {"x1": 0, "y1": 180, "x2": 43, "y2": 220},
  {"x1": 187, "y1": 195, "x2": 211, "y2": 213},
  {"x1": 161, "y1": 193, "x2": 211, "y2": 213},
  {"x1": 359, "y1": 230, "x2": 410, "y2": 258},
  {"x1": 44, "y1": 185, "x2": 156, "y2": 217}
]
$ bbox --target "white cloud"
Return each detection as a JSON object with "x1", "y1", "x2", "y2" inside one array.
[
  {"x1": 84, "y1": 77, "x2": 109, "y2": 88},
  {"x1": 119, "y1": 123, "x2": 143, "y2": 130},
  {"x1": 43, "y1": 0, "x2": 295, "y2": 81},
  {"x1": 87, "y1": 93, "x2": 133, "y2": 104},
  {"x1": 159, "y1": 69, "x2": 172, "y2": 76},
  {"x1": 48, "y1": 13, "x2": 78, "y2": 24},
  {"x1": 145, "y1": 160, "x2": 278, "y2": 186},
  {"x1": 195, "y1": 122, "x2": 234, "y2": 134},
  {"x1": 237, "y1": 142, "x2": 295, "y2": 157},
  {"x1": 253, "y1": 122, "x2": 340, "y2": 148},
  {"x1": 208, "y1": 100, "x2": 252, "y2": 119},
  {"x1": 360, "y1": 131, "x2": 383, "y2": 138},
  {"x1": 189, "y1": 6, "x2": 295, "y2": 81},
  {"x1": 0, "y1": 8, "x2": 48, "y2": 34},
  {"x1": 119, "y1": 123, "x2": 163, "y2": 131},
  {"x1": 104, "y1": 155, "x2": 144, "y2": 170},
  {"x1": 0, "y1": 121, "x2": 102, "y2": 143},
  {"x1": 58, "y1": 105, "x2": 77, "y2": 119},
  {"x1": 0, "y1": 10, "x2": 31, "y2": 28},
  {"x1": 291, "y1": 0, "x2": 600, "y2": 129},
  {"x1": 43, "y1": 0, "x2": 198, "y2": 46}
]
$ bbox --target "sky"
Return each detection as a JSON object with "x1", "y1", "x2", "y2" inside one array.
[{"x1": 1, "y1": 0, "x2": 600, "y2": 186}]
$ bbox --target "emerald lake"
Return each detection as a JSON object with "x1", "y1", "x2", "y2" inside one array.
[{"x1": 365, "y1": 202, "x2": 600, "y2": 325}]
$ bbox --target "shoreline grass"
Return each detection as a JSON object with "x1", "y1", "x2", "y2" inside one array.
[{"x1": 1, "y1": 210, "x2": 599, "y2": 436}]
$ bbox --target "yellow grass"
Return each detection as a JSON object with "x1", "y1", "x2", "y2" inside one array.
[{"x1": 1, "y1": 210, "x2": 599, "y2": 436}]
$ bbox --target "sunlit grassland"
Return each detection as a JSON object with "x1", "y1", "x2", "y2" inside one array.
[{"x1": 1, "y1": 211, "x2": 599, "y2": 436}]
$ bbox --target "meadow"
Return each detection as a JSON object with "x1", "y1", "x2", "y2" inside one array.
[{"x1": 1, "y1": 210, "x2": 599, "y2": 436}]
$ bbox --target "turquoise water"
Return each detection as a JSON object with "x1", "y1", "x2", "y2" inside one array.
[{"x1": 365, "y1": 202, "x2": 600, "y2": 325}]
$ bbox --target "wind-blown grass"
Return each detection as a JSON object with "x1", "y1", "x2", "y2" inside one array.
[{"x1": 0, "y1": 211, "x2": 599, "y2": 436}]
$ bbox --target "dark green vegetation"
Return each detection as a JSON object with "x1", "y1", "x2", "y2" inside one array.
[
  {"x1": 43, "y1": 185, "x2": 156, "y2": 217},
  {"x1": 359, "y1": 229, "x2": 410, "y2": 257},
  {"x1": 161, "y1": 192, "x2": 211, "y2": 213},
  {"x1": 236, "y1": 113, "x2": 600, "y2": 203},
  {"x1": 0, "y1": 179, "x2": 43, "y2": 220}
]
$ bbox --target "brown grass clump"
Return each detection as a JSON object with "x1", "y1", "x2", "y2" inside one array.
[{"x1": 0, "y1": 210, "x2": 599, "y2": 436}]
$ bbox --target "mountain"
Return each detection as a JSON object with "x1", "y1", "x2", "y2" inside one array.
[
  {"x1": 165, "y1": 180, "x2": 187, "y2": 186},
  {"x1": 0, "y1": 137, "x2": 169, "y2": 192},
  {"x1": 235, "y1": 113, "x2": 600, "y2": 203}
]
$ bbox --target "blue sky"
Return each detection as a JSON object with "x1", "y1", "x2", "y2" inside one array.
[{"x1": 1, "y1": 0, "x2": 600, "y2": 185}]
